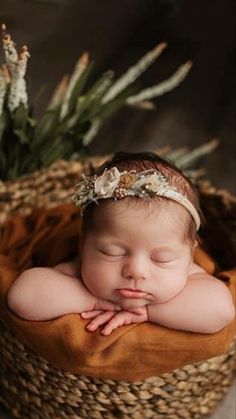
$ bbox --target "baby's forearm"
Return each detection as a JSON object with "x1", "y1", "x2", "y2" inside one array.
[
  {"x1": 7, "y1": 267, "x2": 96, "y2": 321},
  {"x1": 147, "y1": 274, "x2": 235, "y2": 334}
]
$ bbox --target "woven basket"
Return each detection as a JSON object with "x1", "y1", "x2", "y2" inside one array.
[{"x1": 0, "y1": 155, "x2": 236, "y2": 419}]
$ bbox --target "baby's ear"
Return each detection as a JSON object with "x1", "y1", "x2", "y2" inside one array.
[
  {"x1": 191, "y1": 240, "x2": 198, "y2": 253},
  {"x1": 194, "y1": 233, "x2": 202, "y2": 248}
]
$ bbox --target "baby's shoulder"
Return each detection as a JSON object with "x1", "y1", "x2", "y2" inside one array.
[
  {"x1": 54, "y1": 257, "x2": 80, "y2": 278},
  {"x1": 189, "y1": 262, "x2": 206, "y2": 276}
]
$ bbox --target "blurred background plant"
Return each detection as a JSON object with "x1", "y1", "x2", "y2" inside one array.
[{"x1": 0, "y1": 24, "x2": 195, "y2": 181}]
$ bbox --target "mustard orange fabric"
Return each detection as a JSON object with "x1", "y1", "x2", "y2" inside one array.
[{"x1": 0, "y1": 203, "x2": 235, "y2": 382}]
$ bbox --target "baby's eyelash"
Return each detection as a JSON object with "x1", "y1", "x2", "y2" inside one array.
[
  {"x1": 100, "y1": 250, "x2": 125, "y2": 257},
  {"x1": 151, "y1": 258, "x2": 175, "y2": 263}
]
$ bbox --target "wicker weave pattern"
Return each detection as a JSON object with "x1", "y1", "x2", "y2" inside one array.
[
  {"x1": 0, "y1": 157, "x2": 110, "y2": 226},
  {"x1": 0, "y1": 322, "x2": 235, "y2": 419}
]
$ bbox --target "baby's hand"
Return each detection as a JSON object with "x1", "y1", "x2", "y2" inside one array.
[{"x1": 81, "y1": 306, "x2": 148, "y2": 335}]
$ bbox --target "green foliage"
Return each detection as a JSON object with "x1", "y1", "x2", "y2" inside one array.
[
  {"x1": 0, "y1": 74, "x2": 121, "y2": 180},
  {"x1": 0, "y1": 58, "x2": 140, "y2": 180},
  {"x1": 0, "y1": 30, "x2": 192, "y2": 181}
]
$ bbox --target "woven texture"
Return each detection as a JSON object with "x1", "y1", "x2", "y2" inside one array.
[
  {"x1": 0, "y1": 154, "x2": 236, "y2": 418},
  {"x1": 0, "y1": 321, "x2": 235, "y2": 419}
]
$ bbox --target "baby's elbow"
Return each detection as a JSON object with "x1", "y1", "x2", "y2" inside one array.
[
  {"x1": 7, "y1": 283, "x2": 26, "y2": 319},
  {"x1": 219, "y1": 300, "x2": 235, "y2": 329},
  {"x1": 7, "y1": 270, "x2": 39, "y2": 320},
  {"x1": 207, "y1": 292, "x2": 235, "y2": 334}
]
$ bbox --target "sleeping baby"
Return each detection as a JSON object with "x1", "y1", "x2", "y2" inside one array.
[{"x1": 7, "y1": 152, "x2": 235, "y2": 335}]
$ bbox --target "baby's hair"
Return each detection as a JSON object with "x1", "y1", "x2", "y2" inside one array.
[{"x1": 82, "y1": 151, "x2": 204, "y2": 244}]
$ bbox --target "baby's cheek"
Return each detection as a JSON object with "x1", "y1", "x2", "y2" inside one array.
[
  {"x1": 154, "y1": 273, "x2": 188, "y2": 302},
  {"x1": 82, "y1": 263, "x2": 114, "y2": 297}
]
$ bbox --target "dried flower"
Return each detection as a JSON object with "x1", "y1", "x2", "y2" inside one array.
[
  {"x1": 119, "y1": 173, "x2": 136, "y2": 188},
  {"x1": 141, "y1": 173, "x2": 164, "y2": 192},
  {"x1": 2, "y1": 24, "x2": 30, "y2": 112},
  {"x1": 94, "y1": 167, "x2": 121, "y2": 196}
]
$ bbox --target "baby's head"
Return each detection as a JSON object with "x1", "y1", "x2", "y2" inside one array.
[
  {"x1": 81, "y1": 152, "x2": 202, "y2": 244},
  {"x1": 73, "y1": 152, "x2": 203, "y2": 309}
]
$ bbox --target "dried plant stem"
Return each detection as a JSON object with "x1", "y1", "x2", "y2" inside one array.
[
  {"x1": 102, "y1": 42, "x2": 167, "y2": 104},
  {"x1": 60, "y1": 52, "x2": 89, "y2": 119},
  {"x1": 127, "y1": 61, "x2": 192, "y2": 105},
  {"x1": 0, "y1": 66, "x2": 8, "y2": 115},
  {"x1": 175, "y1": 138, "x2": 220, "y2": 169},
  {"x1": 185, "y1": 168, "x2": 206, "y2": 180},
  {"x1": 130, "y1": 100, "x2": 156, "y2": 110},
  {"x1": 83, "y1": 118, "x2": 101, "y2": 146},
  {"x1": 47, "y1": 75, "x2": 69, "y2": 109},
  {"x1": 167, "y1": 147, "x2": 189, "y2": 161}
]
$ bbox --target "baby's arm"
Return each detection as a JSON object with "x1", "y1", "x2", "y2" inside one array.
[
  {"x1": 147, "y1": 271, "x2": 235, "y2": 334},
  {"x1": 7, "y1": 264, "x2": 97, "y2": 321}
]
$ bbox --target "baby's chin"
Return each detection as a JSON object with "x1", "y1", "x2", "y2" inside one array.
[
  {"x1": 117, "y1": 291, "x2": 183, "y2": 308},
  {"x1": 118, "y1": 298, "x2": 148, "y2": 310}
]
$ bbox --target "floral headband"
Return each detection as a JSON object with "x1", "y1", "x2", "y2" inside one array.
[{"x1": 72, "y1": 167, "x2": 201, "y2": 230}]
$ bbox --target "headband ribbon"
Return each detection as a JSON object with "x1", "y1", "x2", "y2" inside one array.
[{"x1": 72, "y1": 167, "x2": 201, "y2": 230}]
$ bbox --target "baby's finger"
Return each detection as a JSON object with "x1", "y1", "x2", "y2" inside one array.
[
  {"x1": 101, "y1": 323, "x2": 117, "y2": 335},
  {"x1": 86, "y1": 311, "x2": 115, "y2": 331},
  {"x1": 129, "y1": 307, "x2": 146, "y2": 315},
  {"x1": 81, "y1": 311, "x2": 103, "y2": 318},
  {"x1": 101, "y1": 313, "x2": 125, "y2": 335}
]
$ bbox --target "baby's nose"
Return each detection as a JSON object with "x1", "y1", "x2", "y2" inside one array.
[{"x1": 122, "y1": 257, "x2": 147, "y2": 280}]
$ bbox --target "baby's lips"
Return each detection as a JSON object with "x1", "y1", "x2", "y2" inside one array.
[{"x1": 116, "y1": 289, "x2": 149, "y2": 298}]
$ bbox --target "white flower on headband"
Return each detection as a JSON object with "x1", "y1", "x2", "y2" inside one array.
[
  {"x1": 94, "y1": 167, "x2": 121, "y2": 197},
  {"x1": 140, "y1": 173, "x2": 163, "y2": 192}
]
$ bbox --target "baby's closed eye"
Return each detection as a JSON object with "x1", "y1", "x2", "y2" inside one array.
[
  {"x1": 151, "y1": 257, "x2": 175, "y2": 263},
  {"x1": 150, "y1": 249, "x2": 179, "y2": 265},
  {"x1": 150, "y1": 254, "x2": 177, "y2": 266},
  {"x1": 99, "y1": 247, "x2": 126, "y2": 257}
]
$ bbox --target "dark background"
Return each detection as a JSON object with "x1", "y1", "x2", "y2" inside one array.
[{"x1": 0, "y1": 0, "x2": 235, "y2": 192}]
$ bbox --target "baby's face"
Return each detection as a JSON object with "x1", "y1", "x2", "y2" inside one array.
[{"x1": 80, "y1": 201, "x2": 194, "y2": 310}]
